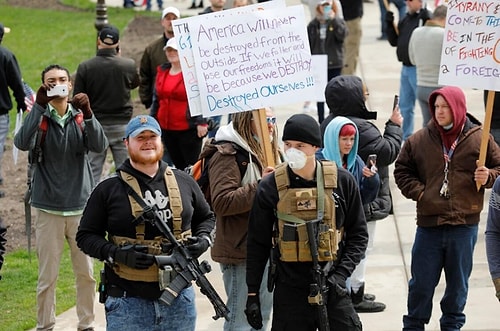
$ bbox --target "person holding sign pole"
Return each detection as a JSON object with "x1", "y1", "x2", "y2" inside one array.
[
  {"x1": 199, "y1": 0, "x2": 226, "y2": 137},
  {"x1": 150, "y1": 37, "x2": 208, "y2": 171},
  {"x1": 204, "y1": 110, "x2": 278, "y2": 331},
  {"x1": 306, "y1": 0, "x2": 347, "y2": 124},
  {"x1": 394, "y1": 86, "x2": 500, "y2": 330}
]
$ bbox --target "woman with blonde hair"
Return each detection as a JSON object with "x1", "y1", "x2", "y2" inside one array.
[{"x1": 200, "y1": 109, "x2": 278, "y2": 331}]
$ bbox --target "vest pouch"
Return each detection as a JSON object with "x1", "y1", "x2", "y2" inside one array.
[
  {"x1": 159, "y1": 265, "x2": 178, "y2": 290},
  {"x1": 297, "y1": 223, "x2": 313, "y2": 262},
  {"x1": 278, "y1": 222, "x2": 299, "y2": 262},
  {"x1": 111, "y1": 236, "x2": 172, "y2": 282},
  {"x1": 317, "y1": 227, "x2": 337, "y2": 262}
]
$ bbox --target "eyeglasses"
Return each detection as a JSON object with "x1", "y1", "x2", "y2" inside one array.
[{"x1": 266, "y1": 117, "x2": 276, "y2": 125}]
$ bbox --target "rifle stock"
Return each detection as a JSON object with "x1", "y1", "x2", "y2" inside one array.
[
  {"x1": 142, "y1": 206, "x2": 230, "y2": 321},
  {"x1": 306, "y1": 220, "x2": 330, "y2": 331}
]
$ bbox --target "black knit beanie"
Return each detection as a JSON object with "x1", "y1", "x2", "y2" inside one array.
[{"x1": 282, "y1": 114, "x2": 322, "y2": 147}]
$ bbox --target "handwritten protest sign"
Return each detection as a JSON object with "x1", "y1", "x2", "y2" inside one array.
[
  {"x1": 172, "y1": 0, "x2": 286, "y2": 116},
  {"x1": 186, "y1": 5, "x2": 314, "y2": 117},
  {"x1": 439, "y1": 0, "x2": 500, "y2": 91},
  {"x1": 311, "y1": 55, "x2": 327, "y2": 102}
]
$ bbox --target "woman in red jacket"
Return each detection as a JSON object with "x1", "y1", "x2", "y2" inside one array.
[{"x1": 150, "y1": 37, "x2": 208, "y2": 170}]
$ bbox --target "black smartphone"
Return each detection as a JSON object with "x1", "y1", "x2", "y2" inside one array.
[
  {"x1": 367, "y1": 154, "x2": 377, "y2": 165},
  {"x1": 367, "y1": 154, "x2": 377, "y2": 173},
  {"x1": 393, "y1": 95, "x2": 400, "y2": 110}
]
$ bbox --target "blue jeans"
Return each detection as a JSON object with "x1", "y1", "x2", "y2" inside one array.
[
  {"x1": 403, "y1": 225, "x2": 478, "y2": 331},
  {"x1": 220, "y1": 263, "x2": 272, "y2": 331},
  {"x1": 416, "y1": 86, "x2": 438, "y2": 128},
  {"x1": 89, "y1": 123, "x2": 128, "y2": 183},
  {"x1": 146, "y1": 0, "x2": 163, "y2": 10},
  {"x1": 105, "y1": 286, "x2": 196, "y2": 331},
  {"x1": 399, "y1": 65, "x2": 417, "y2": 140},
  {"x1": 0, "y1": 114, "x2": 8, "y2": 183}
]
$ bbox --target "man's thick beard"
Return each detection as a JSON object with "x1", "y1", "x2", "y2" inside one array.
[{"x1": 129, "y1": 144, "x2": 164, "y2": 165}]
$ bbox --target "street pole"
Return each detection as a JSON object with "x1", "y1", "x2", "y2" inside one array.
[
  {"x1": 95, "y1": 0, "x2": 108, "y2": 51},
  {"x1": 95, "y1": 0, "x2": 108, "y2": 31}
]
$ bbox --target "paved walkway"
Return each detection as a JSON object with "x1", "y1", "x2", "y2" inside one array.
[{"x1": 38, "y1": 0, "x2": 498, "y2": 330}]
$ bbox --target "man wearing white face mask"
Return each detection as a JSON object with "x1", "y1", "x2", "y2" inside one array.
[{"x1": 246, "y1": 114, "x2": 367, "y2": 331}]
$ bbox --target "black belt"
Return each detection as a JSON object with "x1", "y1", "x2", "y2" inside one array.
[{"x1": 107, "y1": 286, "x2": 135, "y2": 298}]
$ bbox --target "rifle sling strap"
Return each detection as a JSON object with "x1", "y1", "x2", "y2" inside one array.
[{"x1": 118, "y1": 168, "x2": 184, "y2": 240}]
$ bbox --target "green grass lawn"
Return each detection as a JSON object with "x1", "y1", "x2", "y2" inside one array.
[
  {"x1": 0, "y1": 246, "x2": 103, "y2": 331},
  {"x1": 0, "y1": 1, "x2": 152, "y2": 329}
]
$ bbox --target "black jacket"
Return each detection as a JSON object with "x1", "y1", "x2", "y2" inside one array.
[
  {"x1": 386, "y1": 9, "x2": 431, "y2": 66},
  {"x1": 322, "y1": 75, "x2": 403, "y2": 221},
  {"x1": 0, "y1": 45, "x2": 25, "y2": 114},
  {"x1": 246, "y1": 165, "x2": 368, "y2": 293},
  {"x1": 73, "y1": 48, "x2": 140, "y2": 125},
  {"x1": 76, "y1": 160, "x2": 215, "y2": 299},
  {"x1": 307, "y1": 16, "x2": 348, "y2": 69}
]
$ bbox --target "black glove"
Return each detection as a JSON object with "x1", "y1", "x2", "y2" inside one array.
[
  {"x1": 113, "y1": 245, "x2": 155, "y2": 269},
  {"x1": 245, "y1": 295, "x2": 263, "y2": 330},
  {"x1": 35, "y1": 83, "x2": 55, "y2": 108},
  {"x1": 185, "y1": 236, "x2": 210, "y2": 259},
  {"x1": 385, "y1": 11, "x2": 394, "y2": 23},
  {"x1": 71, "y1": 93, "x2": 93, "y2": 119},
  {"x1": 327, "y1": 273, "x2": 348, "y2": 299},
  {"x1": 17, "y1": 101, "x2": 27, "y2": 113}
]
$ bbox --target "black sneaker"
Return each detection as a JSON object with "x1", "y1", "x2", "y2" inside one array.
[
  {"x1": 0, "y1": 191, "x2": 4, "y2": 198},
  {"x1": 354, "y1": 299, "x2": 386, "y2": 313},
  {"x1": 364, "y1": 293, "x2": 376, "y2": 301}
]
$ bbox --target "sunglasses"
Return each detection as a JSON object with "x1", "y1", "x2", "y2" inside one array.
[{"x1": 266, "y1": 117, "x2": 276, "y2": 125}]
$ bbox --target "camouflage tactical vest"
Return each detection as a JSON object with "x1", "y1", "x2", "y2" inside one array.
[
  {"x1": 275, "y1": 160, "x2": 341, "y2": 262},
  {"x1": 112, "y1": 168, "x2": 190, "y2": 282}
]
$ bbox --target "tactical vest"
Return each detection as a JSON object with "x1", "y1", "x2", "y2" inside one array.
[
  {"x1": 112, "y1": 168, "x2": 191, "y2": 282},
  {"x1": 275, "y1": 160, "x2": 341, "y2": 262}
]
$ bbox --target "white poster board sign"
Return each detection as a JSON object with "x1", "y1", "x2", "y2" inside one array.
[
  {"x1": 311, "y1": 55, "x2": 328, "y2": 102},
  {"x1": 191, "y1": 5, "x2": 313, "y2": 117},
  {"x1": 438, "y1": 0, "x2": 500, "y2": 91},
  {"x1": 172, "y1": 0, "x2": 287, "y2": 116}
]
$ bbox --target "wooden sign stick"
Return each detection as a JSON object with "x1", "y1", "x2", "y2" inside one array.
[
  {"x1": 252, "y1": 109, "x2": 275, "y2": 167},
  {"x1": 476, "y1": 90, "x2": 496, "y2": 191}
]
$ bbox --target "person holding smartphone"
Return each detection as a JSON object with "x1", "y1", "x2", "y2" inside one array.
[
  {"x1": 321, "y1": 116, "x2": 380, "y2": 205},
  {"x1": 14, "y1": 64, "x2": 108, "y2": 331},
  {"x1": 321, "y1": 75, "x2": 403, "y2": 313}
]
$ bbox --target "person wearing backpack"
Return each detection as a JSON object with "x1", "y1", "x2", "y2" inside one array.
[
  {"x1": 14, "y1": 64, "x2": 108, "y2": 331},
  {"x1": 200, "y1": 110, "x2": 278, "y2": 331}
]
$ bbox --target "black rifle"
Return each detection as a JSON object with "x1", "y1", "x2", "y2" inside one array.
[
  {"x1": 136, "y1": 205, "x2": 230, "y2": 321},
  {"x1": 306, "y1": 220, "x2": 330, "y2": 331}
]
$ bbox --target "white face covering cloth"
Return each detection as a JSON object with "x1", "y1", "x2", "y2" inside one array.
[{"x1": 286, "y1": 148, "x2": 308, "y2": 170}]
